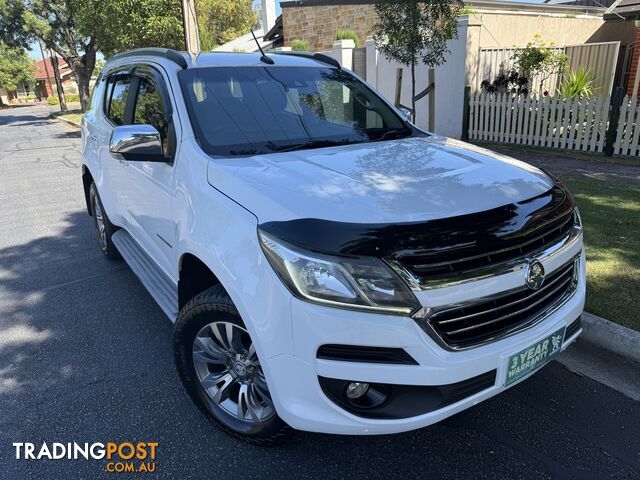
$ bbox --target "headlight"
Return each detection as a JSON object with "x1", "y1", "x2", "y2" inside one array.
[{"x1": 259, "y1": 231, "x2": 420, "y2": 315}]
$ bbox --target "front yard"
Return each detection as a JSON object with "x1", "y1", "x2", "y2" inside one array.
[{"x1": 560, "y1": 175, "x2": 639, "y2": 330}]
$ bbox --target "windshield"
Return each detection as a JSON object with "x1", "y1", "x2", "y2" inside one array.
[{"x1": 178, "y1": 66, "x2": 411, "y2": 156}]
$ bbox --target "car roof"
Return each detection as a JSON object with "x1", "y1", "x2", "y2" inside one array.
[
  {"x1": 107, "y1": 49, "x2": 337, "y2": 71},
  {"x1": 190, "y1": 52, "x2": 333, "y2": 68}
]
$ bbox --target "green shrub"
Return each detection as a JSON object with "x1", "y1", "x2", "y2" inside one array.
[
  {"x1": 335, "y1": 30, "x2": 360, "y2": 47},
  {"x1": 46, "y1": 94, "x2": 81, "y2": 105},
  {"x1": 291, "y1": 39, "x2": 310, "y2": 51},
  {"x1": 559, "y1": 67, "x2": 596, "y2": 100}
]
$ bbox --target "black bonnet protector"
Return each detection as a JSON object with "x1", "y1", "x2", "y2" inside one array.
[{"x1": 259, "y1": 182, "x2": 576, "y2": 263}]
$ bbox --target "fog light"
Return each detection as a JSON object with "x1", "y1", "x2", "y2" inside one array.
[{"x1": 346, "y1": 382, "x2": 369, "y2": 399}]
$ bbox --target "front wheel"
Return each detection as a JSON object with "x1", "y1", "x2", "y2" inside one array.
[
  {"x1": 89, "y1": 183, "x2": 120, "y2": 260},
  {"x1": 173, "y1": 285, "x2": 290, "y2": 445}
]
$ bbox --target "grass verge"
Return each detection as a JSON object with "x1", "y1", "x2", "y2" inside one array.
[
  {"x1": 51, "y1": 109, "x2": 82, "y2": 126},
  {"x1": 559, "y1": 175, "x2": 639, "y2": 330}
]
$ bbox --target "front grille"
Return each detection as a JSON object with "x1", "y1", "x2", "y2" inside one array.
[
  {"x1": 426, "y1": 258, "x2": 578, "y2": 349},
  {"x1": 399, "y1": 209, "x2": 575, "y2": 281}
]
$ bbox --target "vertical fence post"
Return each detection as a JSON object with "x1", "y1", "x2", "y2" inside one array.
[
  {"x1": 462, "y1": 85, "x2": 471, "y2": 141},
  {"x1": 604, "y1": 86, "x2": 624, "y2": 156}
]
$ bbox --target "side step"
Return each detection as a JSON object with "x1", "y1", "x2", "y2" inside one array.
[{"x1": 112, "y1": 230, "x2": 178, "y2": 321}]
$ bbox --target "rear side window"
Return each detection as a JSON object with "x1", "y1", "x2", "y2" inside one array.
[
  {"x1": 133, "y1": 77, "x2": 168, "y2": 145},
  {"x1": 106, "y1": 76, "x2": 131, "y2": 125}
]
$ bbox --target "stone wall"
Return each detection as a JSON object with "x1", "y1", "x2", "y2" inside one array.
[{"x1": 282, "y1": 4, "x2": 377, "y2": 51}]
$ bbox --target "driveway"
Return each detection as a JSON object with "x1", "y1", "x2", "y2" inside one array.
[{"x1": 0, "y1": 106, "x2": 638, "y2": 479}]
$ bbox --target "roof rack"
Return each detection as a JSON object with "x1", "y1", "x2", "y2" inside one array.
[
  {"x1": 109, "y1": 48, "x2": 188, "y2": 70},
  {"x1": 273, "y1": 51, "x2": 341, "y2": 69}
]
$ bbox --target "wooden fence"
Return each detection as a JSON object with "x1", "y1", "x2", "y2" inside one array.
[
  {"x1": 468, "y1": 92, "x2": 611, "y2": 153},
  {"x1": 613, "y1": 97, "x2": 640, "y2": 156},
  {"x1": 476, "y1": 42, "x2": 620, "y2": 98}
]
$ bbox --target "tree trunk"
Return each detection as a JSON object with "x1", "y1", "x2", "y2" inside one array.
[
  {"x1": 55, "y1": 37, "x2": 98, "y2": 112},
  {"x1": 411, "y1": 61, "x2": 416, "y2": 121},
  {"x1": 49, "y1": 52, "x2": 67, "y2": 112},
  {"x1": 73, "y1": 70, "x2": 92, "y2": 112}
]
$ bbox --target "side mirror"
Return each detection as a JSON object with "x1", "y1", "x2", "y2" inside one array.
[
  {"x1": 110, "y1": 124, "x2": 163, "y2": 161},
  {"x1": 398, "y1": 106, "x2": 413, "y2": 122}
]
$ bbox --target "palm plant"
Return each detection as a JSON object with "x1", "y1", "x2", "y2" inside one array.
[{"x1": 559, "y1": 67, "x2": 597, "y2": 100}]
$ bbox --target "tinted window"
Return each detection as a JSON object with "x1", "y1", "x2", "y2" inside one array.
[
  {"x1": 179, "y1": 67, "x2": 410, "y2": 156},
  {"x1": 133, "y1": 76, "x2": 168, "y2": 146},
  {"x1": 107, "y1": 76, "x2": 131, "y2": 125}
]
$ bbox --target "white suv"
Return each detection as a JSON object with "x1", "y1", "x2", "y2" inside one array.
[{"x1": 81, "y1": 48, "x2": 585, "y2": 445}]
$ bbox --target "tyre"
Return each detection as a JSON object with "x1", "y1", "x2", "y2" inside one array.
[
  {"x1": 174, "y1": 284, "x2": 290, "y2": 446},
  {"x1": 89, "y1": 182, "x2": 120, "y2": 260}
]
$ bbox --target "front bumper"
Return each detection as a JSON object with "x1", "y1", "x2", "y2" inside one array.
[{"x1": 262, "y1": 249, "x2": 586, "y2": 435}]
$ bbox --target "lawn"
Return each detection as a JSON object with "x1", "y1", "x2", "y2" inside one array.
[
  {"x1": 52, "y1": 109, "x2": 83, "y2": 126},
  {"x1": 559, "y1": 175, "x2": 640, "y2": 330}
]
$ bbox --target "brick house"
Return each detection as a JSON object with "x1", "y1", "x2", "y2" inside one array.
[
  {"x1": 34, "y1": 57, "x2": 79, "y2": 98},
  {"x1": 604, "y1": 0, "x2": 640, "y2": 96}
]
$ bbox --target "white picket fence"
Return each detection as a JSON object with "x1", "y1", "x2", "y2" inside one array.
[
  {"x1": 613, "y1": 97, "x2": 640, "y2": 156},
  {"x1": 469, "y1": 92, "x2": 611, "y2": 153}
]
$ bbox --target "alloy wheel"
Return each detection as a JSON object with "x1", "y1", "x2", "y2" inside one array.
[
  {"x1": 94, "y1": 200, "x2": 107, "y2": 250},
  {"x1": 192, "y1": 322, "x2": 275, "y2": 422}
]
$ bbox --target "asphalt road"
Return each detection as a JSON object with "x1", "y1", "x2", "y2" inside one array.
[{"x1": 0, "y1": 105, "x2": 638, "y2": 480}]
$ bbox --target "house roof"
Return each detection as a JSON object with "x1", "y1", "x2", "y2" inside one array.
[
  {"x1": 604, "y1": 0, "x2": 640, "y2": 19},
  {"x1": 264, "y1": 14, "x2": 283, "y2": 44},
  {"x1": 212, "y1": 28, "x2": 274, "y2": 53},
  {"x1": 35, "y1": 57, "x2": 70, "y2": 81}
]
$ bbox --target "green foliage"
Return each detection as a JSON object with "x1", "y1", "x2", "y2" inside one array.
[
  {"x1": 95, "y1": 0, "x2": 184, "y2": 57},
  {"x1": 291, "y1": 39, "x2": 309, "y2": 51},
  {"x1": 335, "y1": 30, "x2": 360, "y2": 47},
  {"x1": 46, "y1": 94, "x2": 80, "y2": 105},
  {"x1": 0, "y1": 41, "x2": 34, "y2": 91},
  {"x1": 196, "y1": 0, "x2": 258, "y2": 51},
  {"x1": 373, "y1": 0, "x2": 462, "y2": 69},
  {"x1": 93, "y1": 59, "x2": 106, "y2": 77},
  {"x1": 559, "y1": 67, "x2": 597, "y2": 99},
  {"x1": 511, "y1": 34, "x2": 568, "y2": 93},
  {"x1": 459, "y1": 7, "x2": 477, "y2": 15}
]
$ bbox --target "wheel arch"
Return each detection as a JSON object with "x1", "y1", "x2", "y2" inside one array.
[
  {"x1": 178, "y1": 252, "x2": 225, "y2": 310},
  {"x1": 82, "y1": 165, "x2": 94, "y2": 216}
]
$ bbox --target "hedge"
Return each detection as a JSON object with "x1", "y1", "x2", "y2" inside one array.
[{"x1": 47, "y1": 94, "x2": 81, "y2": 105}]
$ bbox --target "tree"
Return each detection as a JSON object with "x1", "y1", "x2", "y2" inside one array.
[
  {"x1": 0, "y1": 0, "x2": 99, "y2": 111},
  {"x1": 511, "y1": 34, "x2": 568, "y2": 95},
  {"x1": 0, "y1": 0, "x2": 184, "y2": 112},
  {"x1": 0, "y1": 41, "x2": 34, "y2": 104},
  {"x1": 196, "y1": 0, "x2": 258, "y2": 51},
  {"x1": 373, "y1": 0, "x2": 462, "y2": 116},
  {"x1": 95, "y1": 0, "x2": 183, "y2": 57}
]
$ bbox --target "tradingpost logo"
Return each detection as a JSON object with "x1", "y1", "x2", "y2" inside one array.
[{"x1": 13, "y1": 441, "x2": 158, "y2": 474}]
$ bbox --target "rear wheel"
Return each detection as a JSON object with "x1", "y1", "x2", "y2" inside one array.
[
  {"x1": 174, "y1": 285, "x2": 290, "y2": 445},
  {"x1": 89, "y1": 183, "x2": 120, "y2": 260}
]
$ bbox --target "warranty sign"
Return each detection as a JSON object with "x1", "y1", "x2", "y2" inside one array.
[{"x1": 505, "y1": 327, "x2": 565, "y2": 387}]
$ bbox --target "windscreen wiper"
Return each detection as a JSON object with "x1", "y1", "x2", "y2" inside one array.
[
  {"x1": 266, "y1": 139, "x2": 354, "y2": 153},
  {"x1": 375, "y1": 127, "x2": 412, "y2": 142}
]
